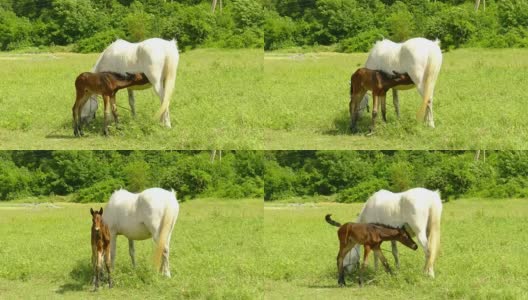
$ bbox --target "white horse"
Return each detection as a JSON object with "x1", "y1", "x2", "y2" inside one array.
[
  {"x1": 363, "y1": 37, "x2": 442, "y2": 127},
  {"x1": 103, "y1": 188, "x2": 179, "y2": 277},
  {"x1": 345, "y1": 187, "x2": 442, "y2": 278},
  {"x1": 81, "y1": 38, "x2": 179, "y2": 128}
]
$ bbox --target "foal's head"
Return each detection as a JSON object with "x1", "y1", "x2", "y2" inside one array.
[
  {"x1": 396, "y1": 227, "x2": 418, "y2": 250},
  {"x1": 90, "y1": 207, "x2": 104, "y2": 232}
]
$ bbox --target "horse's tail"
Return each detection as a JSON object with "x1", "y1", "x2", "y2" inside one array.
[
  {"x1": 426, "y1": 190, "x2": 443, "y2": 277},
  {"x1": 155, "y1": 40, "x2": 179, "y2": 123},
  {"x1": 325, "y1": 214, "x2": 341, "y2": 227},
  {"x1": 154, "y1": 195, "x2": 177, "y2": 273},
  {"x1": 416, "y1": 41, "x2": 442, "y2": 123}
]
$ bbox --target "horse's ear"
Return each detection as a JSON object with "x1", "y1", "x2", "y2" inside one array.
[
  {"x1": 99, "y1": 207, "x2": 103, "y2": 215},
  {"x1": 90, "y1": 208, "x2": 94, "y2": 216}
]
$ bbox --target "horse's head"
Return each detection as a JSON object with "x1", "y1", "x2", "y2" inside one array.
[
  {"x1": 90, "y1": 207, "x2": 104, "y2": 232},
  {"x1": 398, "y1": 226, "x2": 418, "y2": 250}
]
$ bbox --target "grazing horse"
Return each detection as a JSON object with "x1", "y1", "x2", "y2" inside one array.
[
  {"x1": 81, "y1": 38, "x2": 179, "y2": 128},
  {"x1": 103, "y1": 188, "x2": 179, "y2": 277},
  {"x1": 90, "y1": 207, "x2": 112, "y2": 291},
  {"x1": 73, "y1": 72, "x2": 149, "y2": 136},
  {"x1": 349, "y1": 68, "x2": 414, "y2": 133},
  {"x1": 363, "y1": 38, "x2": 442, "y2": 127},
  {"x1": 345, "y1": 188, "x2": 443, "y2": 278},
  {"x1": 325, "y1": 214, "x2": 418, "y2": 287}
]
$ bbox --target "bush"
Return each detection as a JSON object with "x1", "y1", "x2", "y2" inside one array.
[
  {"x1": 336, "y1": 178, "x2": 388, "y2": 203},
  {"x1": 75, "y1": 178, "x2": 125, "y2": 203},
  {"x1": 75, "y1": 29, "x2": 125, "y2": 53}
]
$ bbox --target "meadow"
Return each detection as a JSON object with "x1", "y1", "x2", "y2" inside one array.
[
  {"x1": 263, "y1": 48, "x2": 528, "y2": 149},
  {"x1": 0, "y1": 49, "x2": 263, "y2": 150},
  {"x1": 0, "y1": 198, "x2": 262, "y2": 299},
  {"x1": 264, "y1": 198, "x2": 528, "y2": 299}
]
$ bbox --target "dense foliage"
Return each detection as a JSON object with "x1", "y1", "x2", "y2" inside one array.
[
  {"x1": 264, "y1": 151, "x2": 528, "y2": 201},
  {"x1": 0, "y1": 0, "x2": 263, "y2": 52},
  {"x1": 0, "y1": 151, "x2": 264, "y2": 202},
  {"x1": 264, "y1": 0, "x2": 528, "y2": 51}
]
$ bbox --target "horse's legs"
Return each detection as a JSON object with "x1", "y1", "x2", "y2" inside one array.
[
  {"x1": 392, "y1": 89, "x2": 400, "y2": 118},
  {"x1": 161, "y1": 230, "x2": 172, "y2": 277},
  {"x1": 415, "y1": 231, "x2": 434, "y2": 277},
  {"x1": 373, "y1": 250, "x2": 379, "y2": 271},
  {"x1": 110, "y1": 232, "x2": 117, "y2": 269},
  {"x1": 391, "y1": 240, "x2": 400, "y2": 269},
  {"x1": 373, "y1": 248, "x2": 393, "y2": 275},
  {"x1": 127, "y1": 89, "x2": 136, "y2": 116},
  {"x1": 73, "y1": 92, "x2": 90, "y2": 136},
  {"x1": 110, "y1": 96, "x2": 119, "y2": 127},
  {"x1": 103, "y1": 95, "x2": 111, "y2": 136},
  {"x1": 91, "y1": 248, "x2": 97, "y2": 286},
  {"x1": 128, "y1": 239, "x2": 136, "y2": 267},
  {"x1": 146, "y1": 72, "x2": 171, "y2": 128},
  {"x1": 416, "y1": 85, "x2": 435, "y2": 128}
]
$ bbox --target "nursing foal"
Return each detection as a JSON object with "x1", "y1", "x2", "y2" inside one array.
[
  {"x1": 349, "y1": 68, "x2": 414, "y2": 133},
  {"x1": 73, "y1": 72, "x2": 149, "y2": 136},
  {"x1": 91, "y1": 207, "x2": 112, "y2": 291},
  {"x1": 325, "y1": 214, "x2": 418, "y2": 287}
]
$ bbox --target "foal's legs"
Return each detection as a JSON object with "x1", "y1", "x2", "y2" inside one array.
[
  {"x1": 349, "y1": 90, "x2": 367, "y2": 133},
  {"x1": 369, "y1": 93, "x2": 379, "y2": 133},
  {"x1": 337, "y1": 242, "x2": 356, "y2": 287},
  {"x1": 359, "y1": 245, "x2": 372, "y2": 287},
  {"x1": 373, "y1": 247, "x2": 393, "y2": 275},
  {"x1": 102, "y1": 95, "x2": 111, "y2": 136},
  {"x1": 127, "y1": 89, "x2": 136, "y2": 116},
  {"x1": 391, "y1": 240, "x2": 400, "y2": 269},
  {"x1": 73, "y1": 92, "x2": 91, "y2": 136},
  {"x1": 128, "y1": 239, "x2": 136, "y2": 267},
  {"x1": 104, "y1": 249, "x2": 113, "y2": 288},
  {"x1": 381, "y1": 94, "x2": 387, "y2": 122},
  {"x1": 392, "y1": 89, "x2": 400, "y2": 118},
  {"x1": 110, "y1": 96, "x2": 119, "y2": 127}
]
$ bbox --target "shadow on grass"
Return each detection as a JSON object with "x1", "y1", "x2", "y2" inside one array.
[
  {"x1": 323, "y1": 110, "x2": 373, "y2": 136},
  {"x1": 56, "y1": 259, "x2": 92, "y2": 294}
]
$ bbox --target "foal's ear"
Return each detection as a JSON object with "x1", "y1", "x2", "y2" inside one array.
[
  {"x1": 99, "y1": 207, "x2": 103, "y2": 215},
  {"x1": 90, "y1": 208, "x2": 95, "y2": 216}
]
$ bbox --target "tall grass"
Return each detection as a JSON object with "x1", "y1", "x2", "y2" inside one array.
[
  {"x1": 0, "y1": 49, "x2": 264, "y2": 150},
  {"x1": 264, "y1": 199, "x2": 528, "y2": 299},
  {"x1": 263, "y1": 49, "x2": 528, "y2": 149},
  {"x1": 0, "y1": 198, "x2": 263, "y2": 298}
]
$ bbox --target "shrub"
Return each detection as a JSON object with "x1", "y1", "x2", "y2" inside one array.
[
  {"x1": 336, "y1": 178, "x2": 388, "y2": 203},
  {"x1": 75, "y1": 178, "x2": 124, "y2": 203}
]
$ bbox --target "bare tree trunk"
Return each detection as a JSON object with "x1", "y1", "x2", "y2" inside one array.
[
  {"x1": 212, "y1": 0, "x2": 217, "y2": 12},
  {"x1": 475, "y1": 0, "x2": 480, "y2": 11},
  {"x1": 219, "y1": 0, "x2": 223, "y2": 12},
  {"x1": 475, "y1": 150, "x2": 481, "y2": 161},
  {"x1": 211, "y1": 150, "x2": 217, "y2": 162}
]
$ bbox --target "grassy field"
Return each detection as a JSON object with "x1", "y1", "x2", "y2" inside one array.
[
  {"x1": 264, "y1": 199, "x2": 528, "y2": 299},
  {"x1": 263, "y1": 48, "x2": 528, "y2": 149},
  {"x1": 0, "y1": 49, "x2": 263, "y2": 150},
  {"x1": 0, "y1": 198, "x2": 262, "y2": 299}
]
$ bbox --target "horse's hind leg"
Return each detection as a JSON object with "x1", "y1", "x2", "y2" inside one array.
[
  {"x1": 381, "y1": 95, "x2": 387, "y2": 122},
  {"x1": 146, "y1": 72, "x2": 171, "y2": 128},
  {"x1": 110, "y1": 96, "x2": 119, "y2": 127},
  {"x1": 369, "y1": 94, "x2": 379, "y2": 134},
  {"x1": 359, "y1": 245, "x2": 372, "y2": 287},
  {"x1": 103, "y1": 95, "x2": 111, "y2": 136},
  {"x1": 160, "y1": 229, "x2": 174, "y2": 277},
  {"x1": 110, "y1": 232, "x2": 117, "y2": 269},
  {"x1": 128, "y1": 239, "x2": 136, "y2": 267},
  {"x1": 391, "y1": 240, "x2": 400, "y2": 269},
  {"x1": 415, "y1": 231, "x2": 434, "y2": 277},
  {"x1": 127, "y1": 89, "x2": 136, "y2": 116}
]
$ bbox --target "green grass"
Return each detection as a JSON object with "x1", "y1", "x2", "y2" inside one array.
[
  {"x1": 264, "y1": 198, "x2": 528, "y2": 299},
  {"x1": 0, "y1": 49, "x2": 263, "y2": 149},
  {"x1": 0, "y1": 198, "x2": 263, "y2": 299},
  {"x1": 263, "y1": 48, "x2": 528, "y2": 149}
]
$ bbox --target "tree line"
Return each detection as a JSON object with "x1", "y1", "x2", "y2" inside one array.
[
  {"x1": 264, "y1": 0, "x2": 528, "y2": 51},
  {"x1": 0, "y1": 151, "x2": 264, "y2": 202},
  {"x1": 264, "y1": 151, "x2": 528, "y2": 201},
  {"x1": 0, "y1": 0, "x2": 263, "y2": 52}
]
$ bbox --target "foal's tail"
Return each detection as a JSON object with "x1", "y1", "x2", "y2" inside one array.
[
  {"x1": 325, "y1": 214, "x2": 341, "y2": 227},
  {"x1": 416, "y1": 40, "x2": 442, "y2": 124},
  {"x1": 155, "y1": 40, "x2": 179, "y2": 123},
  {"x1": 426, "y1": 190, "x2": 443, "y2": 276}
]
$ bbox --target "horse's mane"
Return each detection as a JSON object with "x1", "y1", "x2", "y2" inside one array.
[{"x1": 370, "y1": 222, "x2": 402, "y2": 230}]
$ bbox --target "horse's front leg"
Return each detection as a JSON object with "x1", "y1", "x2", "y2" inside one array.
[
  {"x1": 103, "y1": 95, "x2": 111, "y2": 136},
  {"x1": 104, "y1": 249, "x2": 112, "y2": 288},
  {"x1": 128, "y1": 239, "x2": 136, "y2": 267},
  {"x1": 110, "y1": 232, "x2": 117, "y2": 269},
  {"x1": 127, "y1": 89, "x2": 136, "y2": 117},
  {"x1": 374, "y1": 248, "x2": 393, "y2": 275},
  {"x1": 381, "y1": 94, "x2": 387, "y2": 122}
]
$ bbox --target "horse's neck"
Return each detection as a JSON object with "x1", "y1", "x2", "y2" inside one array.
[{"x1": 377, "y1": 228, "x2": 400, "y2": 241}]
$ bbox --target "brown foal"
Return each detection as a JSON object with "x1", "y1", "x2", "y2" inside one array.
[
  {"x1": 91, "y1": 207, "x2": 112, "y2": 291},
  {"x1": 325, "y1": 214, "x2": 418, "y2": 287},
  {"x1": 73, "y1": 72, "x2": 150, "y2": 136},
  {"x1": 349, "y1": 68, "x2": 414, "y2": 133}
]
